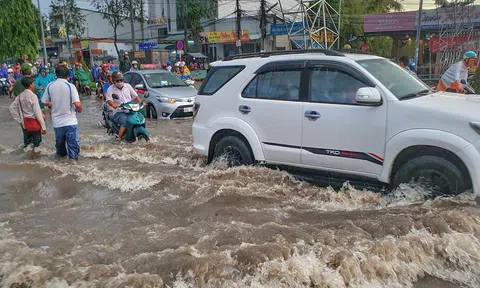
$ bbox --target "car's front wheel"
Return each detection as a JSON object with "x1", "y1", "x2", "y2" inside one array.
[
  {"x1": 213, "y1": 136, "x2": 254, "y2": 167},
  {"x1": 146, "y1": 104, "x2": 157, "y2": 119},
  {"x1": 392, "y1": 155, "x2": 469, "y2": 196}
]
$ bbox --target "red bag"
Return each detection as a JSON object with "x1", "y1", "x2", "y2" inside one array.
[{"x1": 19, "y1": 96, "x2": 41, "y2": 133}]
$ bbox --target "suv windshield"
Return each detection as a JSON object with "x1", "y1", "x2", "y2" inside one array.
[
  {"x1": 357, "y1": 59, "x2": 431, "y2": 100},
  {"x1": 143, "y1": 72, "x2": 187, "y2": 88}
]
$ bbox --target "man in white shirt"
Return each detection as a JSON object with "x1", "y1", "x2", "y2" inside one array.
[
  {"x1": 106, "y1": 71, "x2": 142, "y2": 141},
  {"x1": 42, "y1": 66, "x2": 83, "y2": 160}
]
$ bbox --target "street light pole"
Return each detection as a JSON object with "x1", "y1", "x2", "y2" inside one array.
[
  {"x1": 37, "y1": 0, "x2": 48, "y2": 65},
  {"x1": 414, "y1": 0, "x2": 423, "y2": 67}
]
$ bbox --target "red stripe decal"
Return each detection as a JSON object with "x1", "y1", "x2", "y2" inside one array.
[{"x1": 369, "y1": 153, "x2": 384, "y2": 162}]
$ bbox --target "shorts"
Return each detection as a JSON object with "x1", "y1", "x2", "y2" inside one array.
[{"x1": 113, "y1": 112, "x2": 129, "y2": 128}]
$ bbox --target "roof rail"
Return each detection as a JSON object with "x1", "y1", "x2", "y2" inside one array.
[
  {"x1": 223, "y1": 49, "x2": 345, "y2": 61},
  {"x1": 338, "y1": 49, "x2": 372, "y2": 55}
]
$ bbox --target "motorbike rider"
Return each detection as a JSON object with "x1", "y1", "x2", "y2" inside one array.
[
  {"x1": 166, "y1": 61, "x2": 172, "y2": 72},
  {"x1": 34, "y1": 67, "x2": 55, "y2": 109},
  {"x1": 97, "y1": 64, "x2": 109, "y2": 97},
  {"x1": 437, "y1": 51, "x2": 478, "y2": 93},
  {"x1": 130, "y1": 61, "x2": 139, "y2": 71},
  {"x1": 106, "y1": 71, "x2": 142, "y2": 141},
  {"x1": 0, "y1": 64, "x2": 8, "y2": 79}
]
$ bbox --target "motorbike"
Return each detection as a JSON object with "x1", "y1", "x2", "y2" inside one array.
[
  {"x1": 0, "y1": 78, "x2": 9, "y2": 96},
  {"x1": 184, "y1": 79, "x2": 195, "y2": 87},
  {"x1": 461, "y1": 79, "x2": 475, "y2": 94},
  {"x1": 105, "y1": 94, "x2": 150, "y2": 143}
]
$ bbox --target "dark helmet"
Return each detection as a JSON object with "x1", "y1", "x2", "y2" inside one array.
[{"x1": 112, "y1": 71, "x2": 124, "y2": 81}]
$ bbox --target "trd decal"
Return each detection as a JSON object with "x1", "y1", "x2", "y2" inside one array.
[{"x1": 263, "y1": 142, "x2": 384, "y2": 166}]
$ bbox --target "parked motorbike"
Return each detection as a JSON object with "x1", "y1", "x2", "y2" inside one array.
[
  {"x1": 0, "y1": 78, "x2": 9, "y2": 96},
  {"x1": 184, "y1": 79, "x2": 195, "y2": 87},
  {"x1": 105, "y1": 94, "x2": 150, "y2": 143}
]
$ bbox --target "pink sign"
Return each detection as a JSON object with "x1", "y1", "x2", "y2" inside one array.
[{"x1": 364, "y1": 12, "x2": 416, "y2": 33}]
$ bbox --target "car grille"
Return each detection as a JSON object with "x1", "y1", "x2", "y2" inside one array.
[{"x1": 170, "y1": 105, "x2": 194, "y2": 119}]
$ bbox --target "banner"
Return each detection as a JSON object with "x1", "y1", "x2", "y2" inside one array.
[
  {"x1": 430, "y1": 36, "x2": 480, "y2": 54},
  {"x1": 139, "y1": 42, "x2": 158, "y2": 51},
  {"x1": 207, "y1": 30, "x2": 250, "y2": 43},
  {"x1": 364, "y1": 12, "x2": 416, "y2": 33},
  {"x1": 270, "y1": 22, "x2": 304, "y2": 36},
  {"x1": 58, "y1": 25, "x2": 67, "y2": 38},
  {"x1": 417, "y1": 5, "x2": 480, "y2": 30}
]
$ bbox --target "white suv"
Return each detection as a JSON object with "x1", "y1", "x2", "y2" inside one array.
[{"x1": 192, "y1": 50, "x2": 480, "y2": 196}]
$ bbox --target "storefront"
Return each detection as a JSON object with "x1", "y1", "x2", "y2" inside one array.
[{"x1": 365, "y1": 5, "x2": 480, "y2": 76}]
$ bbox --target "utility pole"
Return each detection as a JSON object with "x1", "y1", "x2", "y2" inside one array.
[
  {"x1": 130, "y1": 0, "x2": 136, "y2": 51},
  {"x1": 182, "y1": 0, "x2": 188, "y2": 55},
  {"x1": 272, "y1": 15, "x2": 277, "y2": 51},
  {"x1": 140, "y1": 0, "x2": 145, "y2": 42},
  {"x1": 414, "y1": 0, "x2": 423, "y2": 66},
  {"x1": 63, "y1": 0, "x2": 71, "y2": 59},
  {"x1": 236, "y1": 0, "x2": 242, "y2": 54},
  {"x1": 260, "y1": 0, "x2": 267, "y2": 51},
  {"x1": 37, "y1": 0, "x2": 48, "y2": 66}
]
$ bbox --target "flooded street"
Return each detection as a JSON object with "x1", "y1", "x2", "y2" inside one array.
[{"x1": 0, "y1": 95, "x2": 480, "y2": 288}]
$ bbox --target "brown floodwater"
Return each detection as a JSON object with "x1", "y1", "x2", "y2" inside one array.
[{"x1": 0, "y1": 95, "x2": 479, "y2": 288}]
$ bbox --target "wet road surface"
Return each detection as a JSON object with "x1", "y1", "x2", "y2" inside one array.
[{"x1": 0, "y1": 95, "x2": 479, "y2": 287}]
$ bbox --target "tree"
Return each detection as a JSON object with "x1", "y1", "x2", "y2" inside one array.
[
  {"x1": 182, "y1": 0, "x2": 217, "y2": 52},
  {"x1": 0, "y1": 0, "x2": 38, "y2": 61},
  {"x1": 49, "y1": 0, "x2": 85, "y2": 39},
  {"x1": 92, "y1": 0, "x2": 146, "y2": 57}
]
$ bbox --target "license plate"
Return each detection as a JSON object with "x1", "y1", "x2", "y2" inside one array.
[{"x1": 184, "y1": 107, "x2": 193, "y2": 113}]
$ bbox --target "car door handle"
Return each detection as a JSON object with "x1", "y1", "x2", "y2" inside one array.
[
  {"x1": 239, "y1": 105, "x2": 251, "y2": 114},
  {"x1": 304, "y1": 110, "x2": 321, "y2": 120}
]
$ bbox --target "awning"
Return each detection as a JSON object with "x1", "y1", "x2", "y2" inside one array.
[
  {"x1": 157, "y1": 44, "x2": 176, "y2": 50},
  {"x1": 188, "y1": 53, "x2": 208, "y2": 59}
]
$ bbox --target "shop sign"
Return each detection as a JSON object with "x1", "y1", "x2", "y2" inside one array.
[
  {"x1": 134, "y1": 51, "x2": 145, "y2": 59},
  {"x1": 417, "y1": 6, "x2": 480, "y2": 30},
  {"x1": 430, "y1": 36, "x2": 480, "y2": 54},
  {"x1": 207, "y1": 30, "x2": 250, "y2": 43},
  {"x1": 91, "y1": 49, "x2": 103, "y2": 55},
  {"x1": 364, "y1": 12, "x2": 416, "y2": 33},
  {"x1": 139, "y1": 42, "x2": 158, "y2": 51},
  {"x1": 149, "y1": 17, "x2": 168, "y2": 25},
  {"x1": 270, "y1": 22, "x2": 304, "y2": 36},
  {"x1": 311, "y1": 31, "x2": 335, "y2": 44}
]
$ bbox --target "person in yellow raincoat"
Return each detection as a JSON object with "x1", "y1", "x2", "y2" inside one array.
[{"x1": 437, "y1": 51, "x2": 478, "y2": 93}]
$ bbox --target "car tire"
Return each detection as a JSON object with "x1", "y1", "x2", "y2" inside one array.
[
  {"x1": 392, "y1": 155, "x2": 468, "y2": 196},
  {"x1": 146, "y1": 104, "x2": 157, "y2": 119},
  {"x1": 213, "y1": 136, "x2": 254, "y2": 167}
]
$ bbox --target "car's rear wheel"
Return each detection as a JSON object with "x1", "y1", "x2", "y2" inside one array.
[
  {"x1": 392, "y1": 155, "x2": 469, "y2": 196},
  {"x1": 146, "y1": 104, "x2": 157, "y2": 119},
  {"x1": 213, "y1": 136, "x2": 254, "y2": 167}
]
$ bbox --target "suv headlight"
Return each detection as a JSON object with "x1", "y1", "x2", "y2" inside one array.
[
  {"x1": 156, "y1": 96, "x2": 176, "y2": 104},
  {"x1": 470, "y1": 121, "x2": 480, "y2": 135}
]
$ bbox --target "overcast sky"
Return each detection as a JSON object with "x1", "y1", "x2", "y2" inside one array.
[{"x1": 31, "y1": 0, "x2": 444, "y2": 15}]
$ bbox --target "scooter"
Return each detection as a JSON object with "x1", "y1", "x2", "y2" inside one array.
[
  {"x1": 461, "y1": 79, "x2": 476, "y2": 94},
  {"x1": 106, "y1": 94, "x2": 150, "y2": 143},
  {"x1": 0, "y1": 78, "x2": 9, "y2": 96}
]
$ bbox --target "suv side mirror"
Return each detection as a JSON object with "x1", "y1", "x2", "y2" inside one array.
[
  {"x1": 355, "y1": 87, "x2": 382, "y2": 105},
  {"x1": 135, "y1": 83, "x2": 146, "y2": 90}
]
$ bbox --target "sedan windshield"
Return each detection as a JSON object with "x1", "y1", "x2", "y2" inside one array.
[
  {"x1": 143, "y1": 72, "x2": 187, "y2": 88},
  {"x1": 357, "y1": 59, "x2": 432, "y2": 100}
]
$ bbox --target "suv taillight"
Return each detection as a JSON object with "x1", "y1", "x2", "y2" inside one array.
[{"x1": 193, "y1": 102, "x2": 201, "y2": 117}]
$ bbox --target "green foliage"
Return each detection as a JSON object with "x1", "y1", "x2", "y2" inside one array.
[
  {"x1": 183, "y1": 0, "x2": 216, "y2": 51},
  {"x1": 367, "y1": 36, "x2": 393, "y2": 58},
  {"x1": 91, "y1": 0, "x2": 144, "y2": 56},
  {"x1": 0, "y1": 0, "x2": 39, "y2": 61},
  {"x1": 470, "y1": 67, "x2": 480, "y2": 93},
  {"x1": 49, "y1": 0, "x2": 85, "y2": 39}
]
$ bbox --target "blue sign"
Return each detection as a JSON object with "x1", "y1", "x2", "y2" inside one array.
[
  {"x1": 139, "y1": 42, "x2": 158, "y2": 51},
  {"x1": 270, "y1": 22, "x2": 305, "y2": 36}
]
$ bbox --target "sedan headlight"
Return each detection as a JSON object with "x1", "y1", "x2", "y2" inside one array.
[
  {"x1": 156, "y1": 96, "x2": 176, "y2": 104},
  {"x1": 470, "y1": 122, "x2": 480, "y2": 135}
]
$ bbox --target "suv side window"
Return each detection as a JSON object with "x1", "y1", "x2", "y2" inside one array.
[
  {"x1": 130, "y1": 73, "x2": 144, "y2": 88},
  {"x1": 310, "y1": 67, "x2": 367, "y2": 105},
  {"x1": 124, "y1": 73, "x2": 133, "y2": 84},
  {"x1": 198, "y1": 66, "x2": 245, "y2": 95},
  {"x1": 242, "y1": 70, "x2": 302, "y2": 101}
]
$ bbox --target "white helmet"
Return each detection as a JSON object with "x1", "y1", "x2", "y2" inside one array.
[
  {"x1": 132, "y1": 61, "x2": 138, "y2": 65},
  {"x1": 7, "y1": 68, "x2": 13, "y2": 73},
  {"x1": 175, "y1": 62, "x2": 180, "y2": 67}
]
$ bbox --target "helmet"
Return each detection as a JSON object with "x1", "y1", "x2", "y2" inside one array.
[
  {"x1": 162, "y1": 63, "x2": 167, "y2": 67},
  {"x1": 112, "y1": 71, "x2": 124, "y2": 81},
  {"x1": 7, "y1": 68, "x2": 13, "y2": 73},
  {"x1": 167, "y1": 61, "x2": 172, "y2": 66},
  {"x1": 408, "y1": 60, "x2": 416, "y2": 71},
  {"x1": 101, "y1": 63, "x2": 109, "y2": 69},
  {"x1": 464, "y1": 51, "x2": 478, "y2": 59},
  {"x1": 175, "y1": 62, "x2": 180, "y2": 67},
  {"x1": 132, "y1": 61, "x2": 138, "y2": 65}
]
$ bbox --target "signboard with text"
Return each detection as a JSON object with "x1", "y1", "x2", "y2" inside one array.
[
  {"x1": 207, "y1": 30, "x2": 250, "y2": 43},
  {"x1": 139, "y1": 42, "x2": 158, "y2": 51},
  {"x1": 364, "y1": 12, "x2": 416, "y2": 33},
  {"x1": 270, "y1": 22, "x2": 304, "y2": 36}
]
